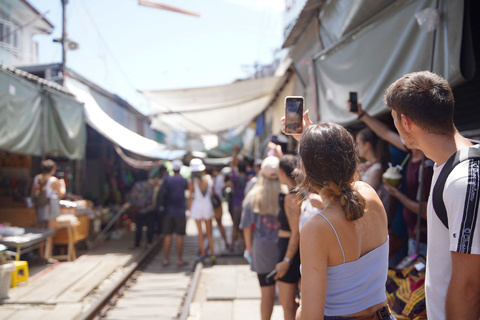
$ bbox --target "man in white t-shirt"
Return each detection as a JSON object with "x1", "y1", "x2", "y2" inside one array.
[{"x1": 384, "y1": 71, "x2": 480, "y2": 320}]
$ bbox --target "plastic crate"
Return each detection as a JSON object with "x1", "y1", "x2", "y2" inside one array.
[{"x1": 0, "y1": 263, "x2": 14, "y2": 299}]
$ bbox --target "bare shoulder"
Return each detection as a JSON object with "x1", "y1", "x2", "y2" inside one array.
[
  {"x1": 301, "y1": 211, "x2": 336, "y2": 242},
  {"x1": 284, "y1": 192, "x2": 302, "y2": 206},
  {"x1": 50, "y1": 177, "x2": 60, "y2": 186},
  {"x1": 353, "y1": 180, "x2": 387, "y2": 220},
  {"x1": 352, "y1": 180, "x2": 376, "y2": 196}
]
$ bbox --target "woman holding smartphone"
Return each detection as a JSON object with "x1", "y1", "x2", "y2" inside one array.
[{"x1": 283, "y1": 115, "x2": 393, "y2": 320}]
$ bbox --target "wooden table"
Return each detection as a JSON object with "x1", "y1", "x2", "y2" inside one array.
[{"x1": 0, "y1": 228, "x2": 56, "y2": 261}]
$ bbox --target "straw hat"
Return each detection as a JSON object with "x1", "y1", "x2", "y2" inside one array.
[{"x1": 189, "y1": 158, "x2": 206, "y2": 172}]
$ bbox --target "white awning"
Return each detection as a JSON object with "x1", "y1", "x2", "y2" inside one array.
[
  {"x1": 142, "y1": 76, "x2": 285, "y2": 134},
  {"x1": 65, "y1": 77, "x2": 186, "y2": 160}
]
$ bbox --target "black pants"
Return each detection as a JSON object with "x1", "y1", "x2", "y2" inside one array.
[
  {"x1": 135, "y1": 211, "x2": 154, "y2": 247},
  {"x1": 153, "y1": 210, "x2": 164, "y2": 235}
]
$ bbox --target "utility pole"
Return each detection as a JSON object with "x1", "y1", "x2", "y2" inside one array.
[{"x1": 61, "y1": 0, "x2": 68, "y2": 82}]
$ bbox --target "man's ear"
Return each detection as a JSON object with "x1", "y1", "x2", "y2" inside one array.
[{"x1": 400, "y1": 114, "x2": 414, "y2": 131}]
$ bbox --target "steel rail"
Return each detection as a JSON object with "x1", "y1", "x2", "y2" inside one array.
[
  {"x1": 179, "y1": 261, "x2": 203, "y2": 320},
  {"x1": 75, "y1": 236, "x2": 162, "y2": 320}
]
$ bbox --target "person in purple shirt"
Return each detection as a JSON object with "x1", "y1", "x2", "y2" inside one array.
[
  {"x1": 228, "y1": 145, "x2": 247, "y2": 251},
  {"x1": 159, "y1": 160, "x2": 189, "y2": 267}
]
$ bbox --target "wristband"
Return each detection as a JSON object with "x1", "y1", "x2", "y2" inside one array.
[
  {"x1": 283, "y1": 257, "x2": 292, "y2": 264},
  {"x1": 357, "y1": 111, "x2": 366, "y2": 119}
]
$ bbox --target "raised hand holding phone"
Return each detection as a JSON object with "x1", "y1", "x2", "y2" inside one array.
[
  {"x1": 281, "y1": 109, "x2": 313, "y2": 142},
  {"x1": 349, "y1": 92, "x2": 358, "y2": 112},
  {"x1": 284, "y1": 96, "x2": 304, "y2": 135}
]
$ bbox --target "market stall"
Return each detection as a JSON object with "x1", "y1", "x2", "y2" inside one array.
[{"x1": 0, "y1": 63, "x2": 87, "y2": 261}]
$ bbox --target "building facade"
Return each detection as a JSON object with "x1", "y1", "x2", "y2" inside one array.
[{"x1": 0, "y1": 0, "x2": 53, "y2": 67}]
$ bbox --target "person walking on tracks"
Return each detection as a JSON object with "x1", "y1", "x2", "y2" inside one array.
[
  {"x1": 122, "y1": 170, "x2": 155, "y2": 249},
  {"x1": 159, "y1": 160, "x2": 189, "y2": 267},
  {"x1": 188, "y1": 158, "x2": 216, "y2": 264},
  {"x1": 384, "y1": 71, "x2": 480, "y2": 320}
]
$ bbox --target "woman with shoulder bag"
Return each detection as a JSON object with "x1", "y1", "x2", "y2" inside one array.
[{"x1": 31, "y1": 159, "x2": 66, "y2": 263}]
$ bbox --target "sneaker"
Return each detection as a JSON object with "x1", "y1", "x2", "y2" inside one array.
[{"x1": 210, "y1": 255, "x2": 216, "y2": 265}]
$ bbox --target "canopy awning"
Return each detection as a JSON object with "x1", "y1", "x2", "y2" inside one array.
[
  {"x1": 0, "y1": 64, "x2": 86, "y2": 159},
  {"x1": 313, "y1": 0, "x2": 467, "y2": 125},
  {"x1": 142, "y1": 76, "x2": 286, "y2": 134},
  {"x1": 65, "y1": 77, "x2": 186, "y2": 160}
]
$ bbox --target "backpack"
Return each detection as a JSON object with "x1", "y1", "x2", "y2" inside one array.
[
  {"x1": 33, "y1": 177, "x2": 49, "y2": 207},
  {"x1": 432, "y1": 146, "x2": 480, "y2": 229}
]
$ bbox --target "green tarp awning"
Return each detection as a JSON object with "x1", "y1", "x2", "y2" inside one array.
[{"x1": 0, "y1": 67, "x2": 86, "y2": 159}]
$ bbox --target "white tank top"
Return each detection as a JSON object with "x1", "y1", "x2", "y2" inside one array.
[{"x1": 34, "y1": 175, "x2": 58, "y2": 199}]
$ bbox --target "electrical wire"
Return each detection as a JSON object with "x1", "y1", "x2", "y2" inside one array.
[{"x1": 79, "y1": 0, "x2": 138, "y2": 91}]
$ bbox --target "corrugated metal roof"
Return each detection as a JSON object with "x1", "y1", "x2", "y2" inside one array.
[{"x1": 0, "y1": 62, "x2": 73, "y2": 95}]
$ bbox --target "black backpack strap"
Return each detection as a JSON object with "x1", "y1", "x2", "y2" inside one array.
[{"x1": 433, "y1": 146, "x2": 480, "y2": 229}]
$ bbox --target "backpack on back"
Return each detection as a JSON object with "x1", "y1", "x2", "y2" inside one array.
[
  {"x1": 432, "y1": 146, "x2": 480, "y2": 229},
  {"x1": 33, "y1": 177, "x2": 49, "y2": 207}
]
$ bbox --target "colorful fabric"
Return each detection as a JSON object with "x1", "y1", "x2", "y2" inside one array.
[
  {"x1": 386, "y1": 268, "x2": 427, "y2": 320},
  {"x1": 128, "y1": 180, "x2": 154, "y2": 213}
]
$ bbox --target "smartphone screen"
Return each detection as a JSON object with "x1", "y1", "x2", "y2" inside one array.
[
  {"x1": 349, "y1": 92, "x2": 358, "y2": 112},
  {"x1": 284, "y1": 96, "x2": 304, "y2": 134}
]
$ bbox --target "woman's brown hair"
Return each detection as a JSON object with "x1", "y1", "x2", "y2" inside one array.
[{"x1": 298, "y1": 122, "x2": 365, "y2": 221}]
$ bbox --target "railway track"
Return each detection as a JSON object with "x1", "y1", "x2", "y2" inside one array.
[{"x1": 76, "y1": 235, "x2": 202, "y2": 320}]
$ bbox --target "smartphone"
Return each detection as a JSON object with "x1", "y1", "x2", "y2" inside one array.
[
  {"x1": 284, "y1": 96, "x2": 304, "y2": 135},
  {"x1": 349, "y1": 92, "x2": 358, "y2": 112},
  {"x1": 265, "y1": 269, "x2": 277, "y2": 283}
]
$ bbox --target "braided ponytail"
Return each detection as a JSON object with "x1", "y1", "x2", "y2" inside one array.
[{"x1": 321, "y1": 182, "x2": 366, "y2": 221}]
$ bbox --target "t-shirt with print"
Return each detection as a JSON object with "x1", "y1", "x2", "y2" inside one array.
[
  {"x1": 161, "y1": 175, "x2": 188, "y2": 217},
  {"x1": 240, "y1": 202, "x2": 279, "y2": 274},
  {"x1": 425, "y1": 145, "x2": 480, "y2": 320}
]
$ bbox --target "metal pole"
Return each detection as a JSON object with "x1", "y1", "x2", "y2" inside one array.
[
  {"x1": 41, "y1": 89, "x2": 48, "y2": 160},
  {"x1": 61, "y1": 0, "x2": 68, "y2": 82}
]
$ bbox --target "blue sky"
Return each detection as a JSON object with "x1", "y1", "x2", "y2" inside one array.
[{"x1": 29, "y1": 0, "x2": 285, "y2": 114}]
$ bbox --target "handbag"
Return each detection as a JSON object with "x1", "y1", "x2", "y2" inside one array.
[
  {"x1": 33, "y1": 177, "x2": 49, "y2": 207},
  {"x1": 211, "y1": 194, "x2": 221, "y2": 208}
]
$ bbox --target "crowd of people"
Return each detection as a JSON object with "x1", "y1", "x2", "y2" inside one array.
[{"x1": 33, "y1": 71, "x2": 478, "y2": 319}]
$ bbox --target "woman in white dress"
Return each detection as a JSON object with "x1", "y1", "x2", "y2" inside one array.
[{"x1": 188, "y1": 158, "x2": 216, "y2": 263}]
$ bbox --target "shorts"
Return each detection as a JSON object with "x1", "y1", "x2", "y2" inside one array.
[
  {"x1": 37, "y1": 198, "x2": 61, "y2": 223},
  {"x1": 277, "y1": 237, "x2": 301, "y2": 284},
  {"x1": 214, "y1": 205, "x2": 223, "y2": 220},
  {"x1": 257, "y1": 272, "x2": 276, "y2": 287},
  {"x1": 232, "y1": 206, "x2": 242, "y2": 229},
  {"x1": 163, "y1": 216, "x2": 186, "y2": 235}
]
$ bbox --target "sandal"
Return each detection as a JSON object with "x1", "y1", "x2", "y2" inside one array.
[
  {"x1": 177, "y1": 261, "x2": 188, "y2": 267},
  {"x1": 162, "y1": 260, "x2": 170, "y2": 266}
]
